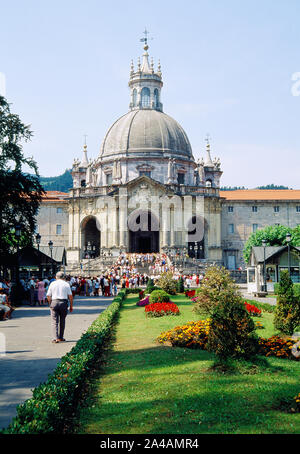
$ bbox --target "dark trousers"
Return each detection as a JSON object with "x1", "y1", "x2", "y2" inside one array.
[{"x1": 50, "y1": 299, "x2": 68, "y2": 340}]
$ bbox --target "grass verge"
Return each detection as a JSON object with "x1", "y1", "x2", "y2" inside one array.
[{"x1": 77, "y1": 293, "x2": 300, "y2": 434}]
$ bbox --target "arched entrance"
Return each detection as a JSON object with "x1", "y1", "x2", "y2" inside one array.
[
  {"x1": 81, "y1": 216, "x2": 101, "y2": 259},
  {"x1": 128, "y1": 210, "x2": 159, "y2": 253},
  {"x1": 187, "y1": 215, "x2": 205, "y2": 259}
]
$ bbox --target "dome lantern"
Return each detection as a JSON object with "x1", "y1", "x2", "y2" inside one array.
[{"x1": 129, "y1": 31, "x2": 163, "y2": 112}]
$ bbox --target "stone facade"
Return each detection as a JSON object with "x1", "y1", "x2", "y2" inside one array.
[
  {"x1": 35, "y1": 44, "x2": 300, "y2": 272},
  {"x1": 221, "y1": 193, "x2": 300, "y2": 269}
]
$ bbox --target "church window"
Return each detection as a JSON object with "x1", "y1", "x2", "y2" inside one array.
[
  {"x1": 106, "y1": 173, "x2": 112, "y2": 185},
  {"x1": 274, "y1": 206, "x2": 280, "y2": 213},
  {"x1": 132, "y1": 89, "x2": 137, "y2": 106},
  {"x1": 154, "y1": 88, "x2": 159, "y2": 107},
  {"x1": 141, "y1": 87, "x2": 150, "y2": 108},
  {"x1": 228, "y1": 206, "x2": 234, "y2": 212},
  {"x1": 177, "y1": 173, "x2": 185, "y2": 184},
  {"x1": 228, "y1": 223, "x2": 234, "y2": 234},
  {"x1": 252, "y1": 206, "x2": 258, "y2": 212},
  {"x1": 56, "y1": 224, "x2": 62, "y2": 235}
]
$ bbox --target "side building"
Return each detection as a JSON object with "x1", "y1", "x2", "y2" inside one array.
[{"x1": 220, "y1": 189, "x2": 300, "y2": 269}]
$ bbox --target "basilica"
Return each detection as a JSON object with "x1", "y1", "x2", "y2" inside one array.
[{"x1": 36, "y1": 40, "x2": 300, "y2": 272}]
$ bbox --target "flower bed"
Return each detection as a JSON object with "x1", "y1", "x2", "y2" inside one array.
[
  {"x1": 244, "y1": 302, "x2": 262, "y2": 316},
  {"x1": 294, "y1": 393, "x2": 300, "y2": 412},
  {"x1": 145, "y1": 302, "x2": 180, "y2": 317},
  {"x1": 255, "y1": 321, "x2": 264, "y2": 329},
  {"x1": 157, "y1": 320, "x2": 210, "y2": 348},
  {"x1": 2, "y1": 290, "x2": 127, "y2": 434},
  {"x1": 258, "y1": 336, "x2": 298, "y2": 360},
  {"x1": 185, "y1": 290, "x2": 196, "y2": 298},
  {"x1": 158, "y1": 320, "x2": 299, "y2": 361},
  {"x1": 139, "y1": 290, "x2": 144, "y2": 300},
  {"x1": 137, "y1": 295, "x2": 150, "y2": 307}
]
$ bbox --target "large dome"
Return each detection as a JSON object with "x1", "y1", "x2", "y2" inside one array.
[{"x1": 100, "y1": 109, "x2": 193, "y2": 161}]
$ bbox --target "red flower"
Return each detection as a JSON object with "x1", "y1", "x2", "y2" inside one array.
[
  {"x1": 244, "y1": 302, "x2": 262, "y2": 316},
  {"x1": 145, "y1": 302, "x2": 180, "y2": 317}
]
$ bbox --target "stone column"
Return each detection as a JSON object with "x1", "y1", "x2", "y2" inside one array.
[{"x1": 119, "y1": 188, "x2": 128, "y2": 249}]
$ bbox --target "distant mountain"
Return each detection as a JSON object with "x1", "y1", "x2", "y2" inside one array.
[{"x1": 39, "y1": 169, "x2": 73, "y2": 193}]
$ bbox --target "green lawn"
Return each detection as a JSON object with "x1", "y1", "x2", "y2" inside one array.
[{"x1": 77, "y1": 294, "x2": 300, "y2": 434}]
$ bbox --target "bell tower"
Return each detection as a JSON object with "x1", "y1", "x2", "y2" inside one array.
[{"x1": 128, "y1": 30, "x2": 163, "y2": 112}]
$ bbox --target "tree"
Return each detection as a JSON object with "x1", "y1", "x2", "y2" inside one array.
[
  {"x1": 243, "y1": 225, "x2": 300, "y2": 264},
  {"x1": 193, "y1": 266, "x2": 239, "y2": 316},
  {"x1": 176, "y1": 276, "x2": 185, "y2": 293},
  {"x1": 274, "y1": 270, "x2": 300, "y2": 335},
  {"x1": 193, "y1": 266, "x2": 258, "y2": 360},
  {"x1": 207, "y1": 298, "x2": 258, "y2": 361},
  {"x1": 0, "y1": 95, "x2": 45, "y2": 269},
  {"x1": 157, "y1": 272, "x2": 177, "y2": 295}
]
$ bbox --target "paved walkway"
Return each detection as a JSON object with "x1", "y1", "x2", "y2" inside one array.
[
  {"x1": 0, "y1": 295, "x2": 113, "y2": 430},
  {"x1": 239, "y1": 291, "x2": 277, "y2": 306}
]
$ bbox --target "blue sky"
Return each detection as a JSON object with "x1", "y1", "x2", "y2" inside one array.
[{"x1": 1, "y1": 0, "x2": 300, "y2": 188}]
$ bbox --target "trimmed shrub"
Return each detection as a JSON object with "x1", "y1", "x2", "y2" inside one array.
[
  {"x1": 149, "y1": 289, "x2": 170, "y2": 304},
  {"x1": 124, "y1": 288, "x2": 142, "y2": 295},
  {"x1": 274, "y1": 270, "x2": 300, "y2": 335},
  {"x1": 145, "y1": 278, "x2": 155, "y2": 293},
  {"x1": 2, "y1": 290, "x2": 126, "y2": 434},
  {"x1": 176, "y1": 277, "x2": 185, "y2": 293}
]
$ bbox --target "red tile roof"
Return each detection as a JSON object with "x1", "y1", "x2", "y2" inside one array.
[
  {"x1": 42, "y1": 191, "x2": 69, "y2": 201},
  {"x1": 220, "y1": 189, "x2": 300, "y2": 201}
]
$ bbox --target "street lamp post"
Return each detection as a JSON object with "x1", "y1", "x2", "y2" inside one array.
[
  {"x1": 286, "y1": 232, "x2": 292, "y2": 278},
  {"x1": 87, "y1": 241, "x2": 92, "y2": 276},
  {"x1": 36, "y1": 233, "x2": 41, "y2": 251},
  {"x1": 15, "y1": 224, "x2": 21, "y2": 284},
  {"x1": 262, "y1": 239, "x2": 267, "y2": 292},
  {"x1": 48, "y1": 240, "x2": 54, "y2": 276}
]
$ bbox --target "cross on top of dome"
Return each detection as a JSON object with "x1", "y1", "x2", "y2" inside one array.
[{"x1": 140, "y1": 28, "x2": 153, "y2": 51}]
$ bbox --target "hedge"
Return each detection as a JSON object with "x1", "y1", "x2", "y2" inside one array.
[{"x1": 1, "y1": 290, "x2": 126, "y2": 434}]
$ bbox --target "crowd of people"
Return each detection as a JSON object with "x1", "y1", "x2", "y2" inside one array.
[{"x1": 0, "y1": 252, "x2": 205, "y2": 320}]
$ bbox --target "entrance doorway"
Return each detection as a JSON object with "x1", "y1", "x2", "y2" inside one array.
[
  {"x1": 128, "y1": 211, "x2": 159, "y2": 253},
  {"x1": 81, "y1": 216, "x2": 100, "y2": 258}
]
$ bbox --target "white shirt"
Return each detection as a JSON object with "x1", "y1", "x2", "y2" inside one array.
[{"x1": 47, "y1": 279, "x2": 72, "y2": 300}]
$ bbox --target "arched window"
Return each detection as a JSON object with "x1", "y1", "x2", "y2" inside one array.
[
  {"x1": 154, "y1": 88, "x2": 159, "y2": 107},
  {"x1": 206, "y1": 179, "x2": 212, "y2": 188},
  {"x1": 141, "y1": 87, "x2": 150, "y2": 108},
  {"x1": 132, "y1": 89, "x2": 137, "y2": 107}
]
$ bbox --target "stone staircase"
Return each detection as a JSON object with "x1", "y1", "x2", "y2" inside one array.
[{"x1": 66, "y1": 257, "x2": 116, "y2": 276}]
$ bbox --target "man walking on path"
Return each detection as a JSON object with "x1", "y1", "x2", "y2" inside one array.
[{"x1": 47, "y1": 271, "x2": 73, "y2": 343}]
